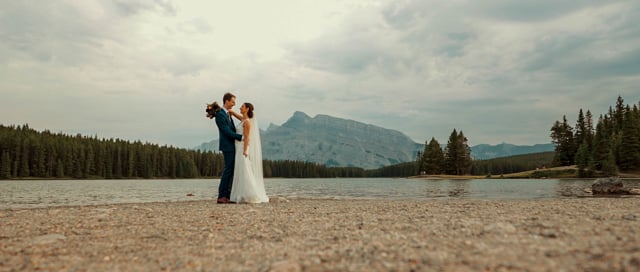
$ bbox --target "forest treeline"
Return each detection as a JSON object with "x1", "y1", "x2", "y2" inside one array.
[
  {"x1": 0, "y1": 124, "x2": 404, "y2": 179},
  {"x1": 414, "y1": 133, "x2": 554, "y2": 177},
  {"x1": 550, "y1": 95, "x2": 640, "y2": 177},
  {"x1": 414, "y1": 95, "x2": 640, "y2": 177},
  {"x1": 0, "y1": 123, "x2": 554, "y2": 180},
  {"x1": 470, "y1": 152, "x2": 554, "y2": 176},
  {"x1": 0, "y1": 124, "x2": 219, "y2": 179}
]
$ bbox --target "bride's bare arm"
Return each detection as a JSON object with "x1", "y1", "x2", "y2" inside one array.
[
  {"x1": 228, "y1": 109, "x2": 243, "y2": 120},
  {"x1": 243, "y1": 121, "x2": 250, "y2": 156}
]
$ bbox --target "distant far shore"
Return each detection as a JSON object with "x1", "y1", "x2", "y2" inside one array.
[{"x1": 410, "y1": 165, "x2": 640, "y2": 179}]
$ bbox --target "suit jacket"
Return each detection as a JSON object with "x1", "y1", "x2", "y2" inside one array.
[{"x1": 215, "y1": 109, "x2": 243, "y2": 152}]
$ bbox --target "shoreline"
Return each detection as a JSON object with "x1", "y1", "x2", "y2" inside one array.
[{"x1": 2, "y1": 198, "x2": 639, "y2": 271}]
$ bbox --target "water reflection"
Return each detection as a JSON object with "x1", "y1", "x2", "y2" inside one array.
[{"x1": 1, "y1": 178, "x2": 639, "y2": 209}]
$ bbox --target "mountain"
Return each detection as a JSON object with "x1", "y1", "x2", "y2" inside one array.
[
  {"x1": 470, "y1": 143, "x2": 555, "y2": 160},
  {"x1": 195, "y1": 111, "x2": 555, "y2": 169},
  {"x1": 197, "y1": 111, "x2": 420, "y2": 169},
  {"x1": 263, "y1": 111, "x2": 421, "y2": 169}
]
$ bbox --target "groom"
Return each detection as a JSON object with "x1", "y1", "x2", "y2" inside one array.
[{"x1": 215, "y1": 92, "x2": 243, "y2": 204}]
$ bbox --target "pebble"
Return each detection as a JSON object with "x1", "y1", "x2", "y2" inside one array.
[{"x1": 32, "y1": 234, "x2": 66, "y2": 244}]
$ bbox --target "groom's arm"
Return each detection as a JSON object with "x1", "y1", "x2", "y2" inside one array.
[{"x1": 215, "y1": 112, "x2": 243, "y2": 141}]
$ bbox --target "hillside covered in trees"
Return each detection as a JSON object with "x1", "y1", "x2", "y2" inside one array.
[{"x1": 550, "y1": 96, "x2": 640, "y2": 177}]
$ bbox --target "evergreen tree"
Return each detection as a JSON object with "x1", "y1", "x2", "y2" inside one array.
[
  {"x1": 585, "y1": 110, "x2": 594, "y2": 151},
  {"x1": 612, "y1": 131, "x2": 623, "y2": 168},
  {"x1": 84, "y1": 144, "x2": 95, "y2": 177},
  {"x1": 592, "y1": 116, "x2": 611, "y2": 171},
  {"x1": 18, "y1": 139, "x2": 30, "y2": 177},
  {"x1": 602, "y1": 150, "x2": 618, "y2": 176},
  {"x1": 45, "y1": 146, "x2": 56, "y2": 177},
  {"x1": 575, "y1": 109, "x2": 587, "y2": 148},
  {"x1": 444, "y1": 129, "x2": 472, "y2": 175},
  {"x1": 74, "y1": 145, "x2": 85, "y2": 178},
  {"x1": 457, "y1": 131, "x2": 473, "y2": 175},
  {"x1": 421, "y1": 137, "x2": 445, "y2": 175},
  {"x1": 55, "y1": 159, "x2": 65, "y2": 178},
  {"x1": 114, "y1": 147, "x2": 122, "y2": 178},
  {"x1": 31, "y1": 138, "x2": 46, "y2": 177},
  {"x1": 1, "y1": 151, "x2": 11, "y2": 179},
  {"x1": 444, "y1": 129, "x2": 459, "y2": 175},
  {"x1": 614, "y1": 95, "x2": 625, "y2": 131},
  {"x1": 104, "y1": 146, "x2": 113, "y2": 179},
  {"x1": 550, "y1": 115, "x2": 575, "y2": 166},
  {"x1": 575, "y1": 143, "x2": 593, "y2": 178},
  {"x1": 11, "y1": 137, "x2": 20, "y2": 177},
  {"x1": 619, "y1": 105, "x2": 640, "y2": 170}
]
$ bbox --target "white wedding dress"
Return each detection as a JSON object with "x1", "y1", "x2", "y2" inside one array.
[{"x1": 230, "y1": 118, "x2": 269, "y2": 203}]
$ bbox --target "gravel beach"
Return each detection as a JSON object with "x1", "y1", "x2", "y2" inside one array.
[{"x1": 1, "y1": 197, "x2": 639, "y2": 271}]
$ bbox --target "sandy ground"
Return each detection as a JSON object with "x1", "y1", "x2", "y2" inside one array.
[{"x1": 1, "y1": 197, "x2": 639, "y2": 271}]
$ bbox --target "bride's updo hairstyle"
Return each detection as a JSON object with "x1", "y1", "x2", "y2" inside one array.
[{"x1": 244, "y1": 102, "x2": 254, "y2": 118}]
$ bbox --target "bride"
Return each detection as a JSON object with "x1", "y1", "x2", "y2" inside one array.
[{"x1": 228, "y1": 102, "x2": 269, "y2": 203}]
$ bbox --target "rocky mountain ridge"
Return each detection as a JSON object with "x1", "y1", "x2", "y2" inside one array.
[{"x1": 196, "y1": 111, "x2": 554, "y2": 169}]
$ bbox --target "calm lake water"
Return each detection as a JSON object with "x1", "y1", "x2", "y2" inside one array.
[{"x1": 1, "y1": 178, "x2": 639, "y2": 209}]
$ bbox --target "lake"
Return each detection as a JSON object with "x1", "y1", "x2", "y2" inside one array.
[{"x1": 1, "y1": 178, "x2": 639, "y2": 209}]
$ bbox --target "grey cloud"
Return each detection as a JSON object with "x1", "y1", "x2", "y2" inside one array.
[
  {"x1": 475, "y1": 0, "x2": 607, "y2": 22},
  {"x1": 163, "y1": 49, "x2": 210, "y2": 76},
  {"x1": 521, "y1": 3, "x2": 640, "y2": 80},
  {"x1": 522, "y1": 34, "x2": 594, "y2": 72},
  {"x1": 113, "y1": 0, "x2": 176, "y2": 16},
  {"x1": 3, "y1": 0, "x2": 639, "y2": 148},
  {"x1": 283, "y1": 84, "x2": 328, "y2": 101},
  {"x1": 0, "y1": 1, "x2": 177, "y2": 66},
  {"x1": 435, "y1": 33, "x2": 475, "y2": 58},
  {"x1": 178, "y1": 18, "x2": 213, "y2": 34},
  {"x1": 569, "y1": 50, "x2": 640, "y2": 79},
  {"x1": 381, "y1": 1, "x2": 428, "y2": 29},
  {"x1": 0, "y1": 3, "x2": 105, "y2": 67},
  {"x1": 288, "y1": 35, "x2": 396, "y2": 74},
  {"x1": 287, "y1": 1, "x2": 482, "y2": 78}
]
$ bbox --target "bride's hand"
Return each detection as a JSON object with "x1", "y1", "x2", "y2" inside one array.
[{"x1": 243, "y1": 150, "x2": 248, "y2": 157}]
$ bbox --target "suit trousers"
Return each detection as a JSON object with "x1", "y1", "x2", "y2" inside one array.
[{"x1": 218, "y1": 150, "x2": 235, "y2": 199}]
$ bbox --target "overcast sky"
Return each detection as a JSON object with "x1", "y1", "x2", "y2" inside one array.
[{"x1": 1, "y1": 0, "x2": 639, "y2": 148}]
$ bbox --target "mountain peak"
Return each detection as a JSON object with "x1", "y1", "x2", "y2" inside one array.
[
  {"x1": 293, "y1": 111, "x2": 311, "y2": 118},
  {"x1": 282, "y1": 111, "x2": 312, "y2": 128}
]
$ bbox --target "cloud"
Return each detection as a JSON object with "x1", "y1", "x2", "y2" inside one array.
[
  {"x1": 113, "y1": 0, "x2": 176, "y2": 16},
  {"x1": 279, "y1": 0, "x2": 640, "y2": 145},
  {"x1": 473, "y1": 0, "x2": 606, "y2": 22},
  {"x1": 1, "y1": 0, "x2": 639, "y2": 148}
]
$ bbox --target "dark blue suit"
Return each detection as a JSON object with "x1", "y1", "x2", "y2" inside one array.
[{"x1": 215, "y1": 109, "x2": 243, "y2": 199}]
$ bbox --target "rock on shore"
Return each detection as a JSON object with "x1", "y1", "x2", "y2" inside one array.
[
  {"x1": 593, "y1": 177, "x2": 640, "y2": 195},
  {"x1": 1, "y1": 198, "x2": 639, "y2": 271}
]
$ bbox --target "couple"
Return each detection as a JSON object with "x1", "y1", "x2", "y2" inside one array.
[{"x1": 209, "y1": 92, "x2": 269, "y2": 204}]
